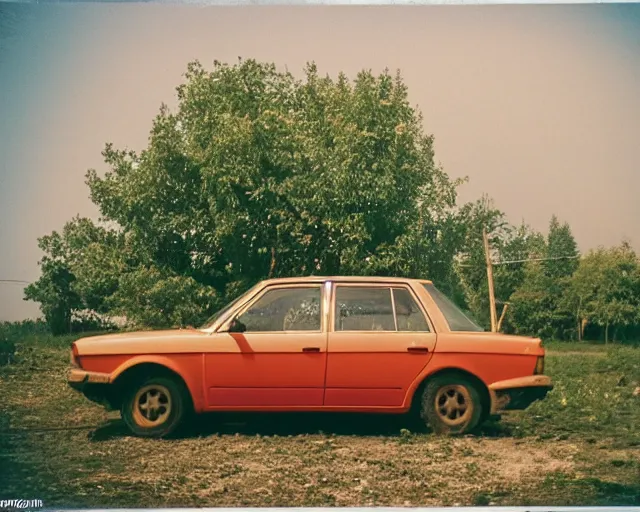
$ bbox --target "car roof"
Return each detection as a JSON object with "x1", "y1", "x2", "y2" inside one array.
[{"x1": 260, "y1": 276, "x2": 433, "y2": 285}]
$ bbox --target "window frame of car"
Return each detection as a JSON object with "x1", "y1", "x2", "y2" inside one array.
[
  {"x1": 222, "y1": 283, "x2": 327, "y2": 334},
  {"x1": 329, "y1": 281, "x2": 435, "y2": 334}
]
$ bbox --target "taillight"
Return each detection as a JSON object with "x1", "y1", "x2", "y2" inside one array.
[
  {"x1": 534, "y1": 356, "x2": 545, "y2": 375},
  {"x1": 70, "y1": 342, "x2": 80, "y2": 368}
]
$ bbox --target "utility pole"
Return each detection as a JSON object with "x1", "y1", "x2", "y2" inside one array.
[{"x1": 483, "y1": 228, "x2": 498, "y2": 333}]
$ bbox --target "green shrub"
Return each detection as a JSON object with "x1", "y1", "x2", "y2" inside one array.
[{"x1": 0, "y1": 338, "x2": 16, "y2": 365}]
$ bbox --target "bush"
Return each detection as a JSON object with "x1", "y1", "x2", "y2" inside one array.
[
  {"x1": 0, "y1": 319, "x2": 50, "y2": 342},
  {"x1": 0, "y1": 338, "x2": 16, "y2": 366}
]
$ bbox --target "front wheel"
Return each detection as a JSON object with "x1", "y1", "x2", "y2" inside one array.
[
  {"x1": 420, "y1": 375, "x2": 483, "y2": 435},
  {"x1": 122, "y1": 376, "x2": 189, "y2": 438}
]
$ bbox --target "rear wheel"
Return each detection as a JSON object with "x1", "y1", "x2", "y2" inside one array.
[
  {"x1": 122, "y1": 376, "x2": 189, "y2": 438},
  {"x1": 420, "y1": 375, "x2": 483, "y2": 435}
]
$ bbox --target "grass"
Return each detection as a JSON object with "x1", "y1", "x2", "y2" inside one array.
[
  {"x1": 544, "y1": 340, "x2": 612, "y2": 353},
  {"x1": 1, "y1": 334, "x2": 639, "y2": 507},
  {"x1": 509, "y1": 344, "x2": 640, "y2": 443}
]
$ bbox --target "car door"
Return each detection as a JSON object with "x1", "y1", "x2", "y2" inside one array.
[
  {"x1": 205, "y1": 283, "x2": 328, "y2": 407},
  {"x1": 324, "y1": 283, "x2": 436, "y2": 407}
]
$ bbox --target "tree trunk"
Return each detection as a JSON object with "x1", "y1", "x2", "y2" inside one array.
[
  {"x1": 580, "y1": 318, "x2": 587, "y2": 341},
  {"x1": 605, "y1": 323, "x2": 609, "y2": 344},
  {"x1": 577, "y1": 317, "x2": 582, "y2": 342},
  {"x1": 577, "y1": 299, "x2": 583, "y2": 341}
]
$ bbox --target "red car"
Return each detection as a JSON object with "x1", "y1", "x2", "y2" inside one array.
[{"x1": 68, "y1": 276, "x2": 553, "y2": 437}]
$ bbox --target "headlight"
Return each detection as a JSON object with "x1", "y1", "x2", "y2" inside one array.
[{"x1": 534, "y1": 356, "x2": 545, "y2": 375}]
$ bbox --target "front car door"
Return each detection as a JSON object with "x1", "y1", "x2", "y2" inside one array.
[
  {"x1": 325, "y1": 282, "x2": 436, "y2": 407},
  {"x1": 205, "y1": 283, "x2": 328, "y2": 408}
]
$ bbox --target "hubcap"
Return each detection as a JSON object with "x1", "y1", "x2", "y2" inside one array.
[
  {"x1": 434, "y1": 384, "x2": 472, "y2": 426},
  {"x1": 132, "y1": 384, "x2": 172, "y2": 428}
]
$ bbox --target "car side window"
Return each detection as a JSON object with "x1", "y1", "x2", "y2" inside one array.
[
  {"x1": 392, "y1": 288, "x2": 430, "y2": 332},
  {"x1": 237, "y1": 287, "x2": 322, "y2": 332},
  {"x1": 335, "y1": 287, "x2": 395, "y2": 331}
]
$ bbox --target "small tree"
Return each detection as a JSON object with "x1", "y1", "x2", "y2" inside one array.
[
  {"x1": 544, "y1": 215, "x2": 579, "y2": 280},
  {"x1": 24, "y1": 260, "x2": 81, "y2": 335},
  {"x1": 506, "y1": 215, "x2": 580, "y2": 340},
  {"x1": 565, "y1": 244, "x2": 640, "y2": 343},
  {"x1": 508, "y1": 261, "x2": 557, "y2": 339}
]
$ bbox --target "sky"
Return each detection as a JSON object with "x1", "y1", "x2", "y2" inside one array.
[{"x1": 0, "y1": 3, "x2": 639, "y2": 322}]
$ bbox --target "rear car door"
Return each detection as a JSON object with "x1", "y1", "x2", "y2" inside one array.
[{"x1": 324, "y1": 283, "x2": 436, "y2": 407}]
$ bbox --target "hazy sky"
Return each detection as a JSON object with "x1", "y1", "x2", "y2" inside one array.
[{"x1": 1, "y1": 3, "x2": 639, "y2": 321}]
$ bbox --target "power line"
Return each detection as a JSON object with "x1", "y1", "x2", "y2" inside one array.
[
  {"x1": 0, "y1": 280, "x2": 31, "y2": 285},
  {"x1": 456, "y1": 254, "x2": 580, "y2": 268},
  {"x1": 493, "y1": 255, "x2": 581, "y2": 266}
]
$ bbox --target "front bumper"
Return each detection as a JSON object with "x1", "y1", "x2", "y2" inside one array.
[
  {"x1": 489, "y1": 375, "x2": 553, "y2": 414},
  {"x1": 68, "y1": 368, "x2": 113, "y2": 407}
]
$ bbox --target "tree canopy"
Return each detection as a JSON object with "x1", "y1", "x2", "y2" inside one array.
[
  {"x1": 27, "y1": 59, "x2": 465, "y2": 331},
  {"x1": 24, "y1": 58, "x2": 639, "y2": 341}
]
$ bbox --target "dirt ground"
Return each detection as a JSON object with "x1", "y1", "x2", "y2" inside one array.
[{"x1": 1, "y1": 343, "x2": 639, "y2": 507}]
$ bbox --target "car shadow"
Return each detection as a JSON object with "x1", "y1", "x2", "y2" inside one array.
[{"x1": 88, "y1": 412, "x2": 515, "y2": 441}]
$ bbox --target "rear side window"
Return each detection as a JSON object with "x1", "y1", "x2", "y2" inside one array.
[
  {"x1": 335, "y1": 287, "x2": 395, "y2": 331},
  {"x1": 423, "y1": 283, "x2": 484, "y2": 332},
  {"x1": 334, "y1": 286, "x2": 431, "y2": 332}
]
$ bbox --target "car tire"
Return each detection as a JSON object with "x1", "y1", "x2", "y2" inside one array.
[
  {"x1": 420, "y1": 374, "x2": 483, "y2": 435},
  {"x1": 122, "y1": 375, "x2": 190, "y2": 438}
]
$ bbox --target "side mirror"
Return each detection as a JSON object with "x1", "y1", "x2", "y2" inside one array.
[{"x1": 227, "y1": 318, "x2": 247, "y2": 333}]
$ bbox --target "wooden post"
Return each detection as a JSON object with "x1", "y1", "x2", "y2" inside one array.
[
  {"x1": 483, "y1": 228, "x2": 498, "y2": 333},
  {"x1": 497, "y1": 303, "x2": 509, "y2": 332}
]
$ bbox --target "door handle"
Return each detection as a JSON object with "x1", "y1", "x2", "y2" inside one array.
[
  {"x1": 302, "y1": 347, "x2": 321, "y2": 353},
  {"x1": 407, "y1": 346, "x2": 429, "y2": 353}
]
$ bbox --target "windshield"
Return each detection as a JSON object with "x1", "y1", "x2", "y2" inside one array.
[
  {"x1": 423, "y1": 283, "x2": 484, "y2": 332},
  {"x1": 199, "y1": 283, "x2": 260, "y2": 330}
]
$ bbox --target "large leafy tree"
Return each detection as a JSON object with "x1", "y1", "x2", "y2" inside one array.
[{"x1": 26, "y1": 59, "x2": 463, "y2": 330}]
